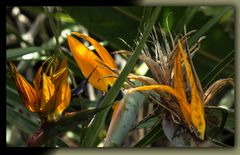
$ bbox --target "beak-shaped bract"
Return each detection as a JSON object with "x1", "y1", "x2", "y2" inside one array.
[
  {"x1": 178, "y1": 41, "x2": 205, "y2": 140},
  {"x1": 67, "y1": 32, "x2": 117, "y2": 92},
  {"x1": 127, "y1": 40, "x2": 206, "y2": 140},
  {"x1": 10, "y1": 57, "x2": 71, "y2": 122}
]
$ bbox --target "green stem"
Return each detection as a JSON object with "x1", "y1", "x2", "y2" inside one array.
[{"x1": 81, "y1": 7, "x2": 161, "y2": 147}]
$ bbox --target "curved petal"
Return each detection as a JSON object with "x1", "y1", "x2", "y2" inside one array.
[
  {"x1": 49, "y1": 78, "x2": 71, "y2": 122},
  {"x1": 52, "y1": 59, "x2": 71, "y2": 111},
  {"x1": 33, "y1": 66, "x2": 43, "y2": 93},
  {"x1": 10, "y1": 63, "x2": 40, "y2": 112},
  {"x1": 71, "y1": 32, "x2": 117, "y2": 69},
  {"x1": 67, "y1": 35, "x2": 116, "y2": 92},
  {"x1": 39, "y1": 73, "x2": 55, "y2": 112},
  {"x1": 178, "y1": 40, "x2": 205, "y2": 140},
  {"x1": 128, "y1": 85, "x2": 191, "y2": 126},
  {"x1": 174, "y1": 50, "x2": 187, "y2": 101},
  {"x1": 48, "y1": 69, "x2": 71, "y2": 122},
  {"x1": 44, "y1": 57, "x2": 71, "y2": 122}
]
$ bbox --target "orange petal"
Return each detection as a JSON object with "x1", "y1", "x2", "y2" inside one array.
[
  {"x1": 52, "y1": 57, "x2": 68, "y2": 82},
  {"x1": 39, "y1": 73, "x2": 55, "y2": 112},
  {"x1": 41, "y1": 57, "x2": 71, "y2": 122},
  {"x1": 71, "y1": 32, "x2": 117, "y2": 69},
  {"x1": 128, "y1": 85, "x2": 191, "y2": 125},
  {"x1": 128, "y1": 74, "x2": 159, "y2": 85},
  {"x1": 54, "y1": 79, "x2": 71, "y2": 120},
  {"x1": 178, "y1": 40, "x2": 205, "y2": 140},
  {"x1": 174, "y1": 50, "x2": 187, "y2": 101},
  {"x1": 49, "y1": 69, "x2": 71, "y2": 122},
  {"x1": 53, "y1": 61, "x2": 71, "y2": 112},
  {"x1": 67, "y1": 35, "x2": 116, "y2": 92},
  {"x1": 33, "y1": 66, "x2": 43, "y2": 93},
  {"x1": 52, "y1": 67, "x2": 67, "y2": 81},
  {"x1": 10, "y1": 63, "x2": 40, "y2": 112}
]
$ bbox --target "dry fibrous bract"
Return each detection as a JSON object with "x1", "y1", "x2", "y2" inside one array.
[{"x1": 123, "y1": 27, "x2": 234, "y2": 146}]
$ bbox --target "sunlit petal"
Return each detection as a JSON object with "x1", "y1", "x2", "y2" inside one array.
[
  {"x1": 10, "y1": 63, "x2": 40, "y2": 112},
  {"x1": 174, "y1": 50, "x2": 187, "y2": 101},
  {"x1": 178, "y1": 40, "x2": 205, "y2": 140},
  {"x1": 49, "y1": 69, "x2": 71, "y2": 122},
  {"x1": 33, "y1": 66, "x2": 42, "y2": 93},
  {"x1": 40, "y1": 73, "x2": 55, "y2": 112},
  {"x1": 71, "y1": 32, "x2": 117, "y2": 69},
  {"x1": 42, "y1": 56, "x2": 71, "y2": 121},
  {"x1": 128, "y1": 85, "x2": 191, "y2": 125},
  {"x1": 67, "y1": 35, "x2": 116, "y2": 92},
  {"x1": 53, "y1": 65, "x2": 70, "y2": 111}
]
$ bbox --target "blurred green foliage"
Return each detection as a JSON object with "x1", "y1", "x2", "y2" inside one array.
[{"x1": 6, "y1": 6, "x2": 234, "y2": 147}]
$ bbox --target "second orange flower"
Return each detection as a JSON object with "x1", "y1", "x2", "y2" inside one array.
[{"x1": 67, "y1": 32, "x2": 117, "y2": 92}]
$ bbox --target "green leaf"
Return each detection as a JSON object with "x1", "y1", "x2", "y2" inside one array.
[
  {"x1": 225, "y1": 110, "x2": 234, "y2": 130},
  {"x1": 7, "y1": 105, "x2": 39, "y2": 134},
  {"x1": 7, "y1": 46, "x2": 44, "y2": 61},
  {"x1": 201, "y1": 50, "x2": 234, "y2": 88},
  {"x1": 6, "y1": 84, "x2": 39, "y2": 119},
  {"x1": 135, "y1": 122, "x2": 164, "y2": 147},
  {"x1": 80, "y1": 7, "x2": 161, "y2": 147},
  {"x1": 134, "y1": 116, "x2": 159, "y2": 130},
  {"x1": 104, "y1": 92, "x2": 145, "y2": 147},
  {"x1": 189, "y1": 7, "x2": 232, "y2": 46},
  {"x1": 219, "y1": 89, "x2": 234, "y2": 110},
  {"x1": 175, "y1": 6, "x2": 199, "y2": 33},
  {"x1": 56, "y1": 137, "x2": 69, "y2": 147},
  {"x1": 6, "y1": 85, "x2": 21, "y2": 106},
  {"x1": 135, "y1": 7, "x2": 154, "y2": 44}
]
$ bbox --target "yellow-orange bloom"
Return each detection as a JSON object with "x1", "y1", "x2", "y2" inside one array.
[
  {"x1": 10, "y1": 57, "x2": 71, "y2": 122},
  {"x1": 67, "y1": 32, "x2": 117, "y2": 92},
  {"x1": 128, "y1": 41, "x2": 206, "y2": 140}
]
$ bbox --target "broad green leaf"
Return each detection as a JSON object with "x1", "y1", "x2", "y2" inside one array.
[
  {"x1": 7, "y1": 105, "x2": 39, "y2": 134},
  {"x1": 7, "y1": 47, "x2": 44, "y2": 61},
  {"x1": 7, "y1": 85, "x2": 25, "y2": 109},
  {"x1": 104, "y1": 92, "x2": 145, "y2": 147},
  {"x1": 219, "y1": 89, "x2": 234, "y2": 110},
  {"x1": 6, "y1": 84, "x2": 39, "y2": 120}
]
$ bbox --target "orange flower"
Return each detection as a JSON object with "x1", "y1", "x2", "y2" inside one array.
[
  {"x1": 10, "y1": 57, "x2": 71, "y2": 122},
  {"x1": 128, "y1": 41, "x2": 206, "y2": 140},
  {"x1": 67, "y1": 32, "x2": 117, "y2": 92}
]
